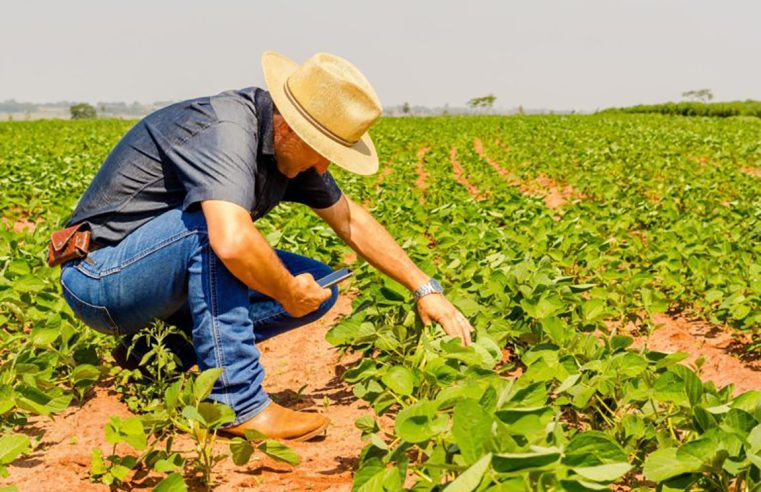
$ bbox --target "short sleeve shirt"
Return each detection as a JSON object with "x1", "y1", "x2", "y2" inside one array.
[{"x1": 65, "y1": 87, "x2": 343, "y2": 245}]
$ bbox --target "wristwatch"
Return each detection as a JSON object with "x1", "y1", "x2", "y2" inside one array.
[{"x1": 413, "y1": 278, "x2": 444, "y2": 301}]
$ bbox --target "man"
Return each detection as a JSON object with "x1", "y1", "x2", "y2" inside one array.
[{"x1": 58, "y1": 51, "x2": 473, "y2": 441}]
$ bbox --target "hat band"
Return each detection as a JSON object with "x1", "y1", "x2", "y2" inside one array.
[{"x1": 284, "y1": 80, "x2": 358, "y2": 147}]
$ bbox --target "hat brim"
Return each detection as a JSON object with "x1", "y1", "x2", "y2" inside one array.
[{"x1": 261, "y1": 51, "x2": 379, "y2": 176}]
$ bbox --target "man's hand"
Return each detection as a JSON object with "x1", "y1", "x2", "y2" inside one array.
[
  {"x1": 416, "y1": 294, "x2": 473, "y2": 346},
  {"x1": 202, "y1": 200, "x2": 330, "y2": 318},
  {"x1": 281, "y1": 273, "x2": 332, "y2": 317}
]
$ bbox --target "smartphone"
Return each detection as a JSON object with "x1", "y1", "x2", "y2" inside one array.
[{"x1": 317, "y1": 268, "x2": 354, "y2": 288}]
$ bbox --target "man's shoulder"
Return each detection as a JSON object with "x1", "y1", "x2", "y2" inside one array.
[{"x1": 209, "y1": 87, "x2": 266, "y2": 126}]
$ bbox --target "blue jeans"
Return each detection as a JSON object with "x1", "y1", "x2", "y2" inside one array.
[{"x1": 59, "y1": 208, "x2": 338, "y2": 426}]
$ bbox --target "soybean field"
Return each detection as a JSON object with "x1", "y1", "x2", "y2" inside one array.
[{"x1": 1, "y1": 113, "x2": 761, "y2": 491}]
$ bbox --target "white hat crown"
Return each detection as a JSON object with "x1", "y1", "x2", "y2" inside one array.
[{"x1": 284, "y1": 53, "x2": 382, "y2": 146}]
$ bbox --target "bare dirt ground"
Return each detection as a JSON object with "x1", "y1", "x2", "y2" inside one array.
[
  {"x1": 473, "y1": 138, "x2": 581, "y2": 209},
  {"x1": 414, "y1": 146, "x2": 430, "y2": 203},
  {"x1": 449, "y1": 147, "x2": 487, "y2": 200},
  {"x1": 1, "y1": 215, "x2": 41, "y2": 234},
  {"x1": 374, "y1": 156, "x2": 396, "y2": 193},
  {"x1": 630, "y1": 314, "x2": 761, "y2": 396},
  {"x1": 3, "y1": 295, "x2": 368, "y2": 492},
  {"x1": 742, "y1": 166, "x2": 761, "y2": 178}
]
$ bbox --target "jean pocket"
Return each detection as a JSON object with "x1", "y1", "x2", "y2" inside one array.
[{"x1": 61, "y1": 271, "x2": 120, "y2": 336}]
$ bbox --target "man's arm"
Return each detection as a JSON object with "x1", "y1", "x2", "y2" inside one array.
[
  {"x1": 313, "y1": 195, "x2": 472, "y2": 345},
  {"x1": 201, "y1": 200, "x2": 331, "y2": 317}
]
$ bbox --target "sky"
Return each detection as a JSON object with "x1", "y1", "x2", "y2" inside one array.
[{"x1": 1, "y1": 1, "x2": 759, "y2": 111}]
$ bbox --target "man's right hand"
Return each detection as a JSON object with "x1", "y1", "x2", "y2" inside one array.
[
  {"x1": 281, "y1": 273, "x2": 332, "y2": 317},
  {"x1": 202, "y1": 200, "x2": 331, "y2": 317}
]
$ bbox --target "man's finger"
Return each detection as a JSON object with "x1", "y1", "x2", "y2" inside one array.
[
  {"x1": 455, "y1": 312, "x2": 472, "y2": 346},
  {"x1": 446, "y1": 314, "x2": 467, "y2": 345},
  {"x1": 462, "y1": 320, "x2": 473, "y2": 345},
  {"x1": 320, "y1": 287, "x2": 332, "y2": 302}
]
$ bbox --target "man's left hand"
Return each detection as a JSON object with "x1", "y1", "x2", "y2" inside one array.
[{"x1": 416, "y1": 294, "x2": 473, "y2": 346}]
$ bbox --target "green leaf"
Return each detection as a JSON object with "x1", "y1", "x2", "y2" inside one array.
[
  {"x1": 563, "y1": 431, "x2": 627, "y2": 467},
  {"x1": 676, "y1": 437, "x2": 719, "y2": 466},
  {"x1": 111, "y1": 463, "x2": 132, "y2": 482},
  {"x1": 193, "y1": 367, "x2": 223, "y2": 402},
  {"x1": 90, "y1": 447, "x2": 106, "y2": 477},
  {"x1": 355, "y1": 415, "x2": 379, "y2": 435},
  {"x1": 31, "y1": 327, "x2": 59, "y2": 347},
  {"x1": 492, "y1": 449, "x2": 561, "y2": 473},
  {"x1": 153, "y1": 456, "x2": 184, "y2": 473},
  {"x1": 582, "y1": 299, "x2": 605, "y2": 322},
  {"x1": 181, "y1": 405, "x2": 206, "y2": 426},
  {"x1": 444, "y1": 452, "x2": 492, "y2": 492},
  {"x1": 230, "y1": 437, "x2": 254, "y2": 466},
  {"x1": 653, "y1": 371, "x2": 688, "y2": 406},
  {"x1": 643, "y1": 447, "x2": 702, "y2": 482},
  {"x1": 14, "y1": 276, "x2": 46, "y2": 293},
  {"x1": 452, "y1": 399, "x2": 492, "y2": 464},
  {"x1": 121, "y1": 416, "x2": 147, "y2": 450},
  {"x1": 555, "y1": 374, "x2": 581, "y2": 394},
  {"x1": 164, "y1": 380, "x2": 181, "y2": 411},
  {"x1": 258, "y1": 440, "x2": 299, "y2": 465},
  {"x1": 0, "y1": 434, "x2": 30, "y2": 465},
  {"x1": 395, "y1": 399, "x2": 449, "y2": 443},
  {"x1": 196, "y1": 402, "x2": 235, "y2": 428},
  {"x1": 152, "y1": 473, "x2": 188, "y2": 492},
  {"x1": 381, "y1": 365, "x2": 414, "y2": 396},
  {"x1": 572, "y1": 462, "x2": 631, "y2": 482},
  {"x1": 71, "y1": 364, "x2": 100, "y2": 388}
]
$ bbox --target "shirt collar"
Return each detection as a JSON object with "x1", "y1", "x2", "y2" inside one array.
[{"x1": 254, "y1": 88, "x2": 275, "y2": 156}]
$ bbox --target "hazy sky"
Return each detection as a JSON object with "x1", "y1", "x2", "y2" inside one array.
[{"x1": 2, "y1": 1, "x2": 759, "y2": 111}]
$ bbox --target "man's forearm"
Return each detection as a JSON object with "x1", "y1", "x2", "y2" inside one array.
[
  {"x1": 337, "y1": 199, "x2": 429, "y2": 292},
  {"x1": 201, "y1": 200, "x2": 295, "y2": 302},
  {"x1": 212, "y1": 224, "x2": 296, "y2": 301}
]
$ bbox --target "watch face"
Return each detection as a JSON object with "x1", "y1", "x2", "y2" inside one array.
[{"x1": 430, "y1": 278, "x2": 443, "y2": 292}]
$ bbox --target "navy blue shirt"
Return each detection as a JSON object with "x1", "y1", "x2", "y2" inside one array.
[{"x1": 66, "y1": 87, "x2": 343, "y2": 245}]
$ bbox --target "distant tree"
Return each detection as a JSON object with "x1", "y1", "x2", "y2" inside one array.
[
  {"x1": 442, "y1": 103, "x2": 450, "y2": 116},
  {"x1": 70, "y1": 103, "x2": 97, "y2": 120},
  {"x1": 402, "y1": 101, "x2": 410, "y2": 115},
  {"x1": 517, "y1": 105, "x2": 525, "y2": 115},
  {"x1": 682, "y1": 89, "x2": 714, "y2": 103},
  {"x1": 467, "y1": 94, "x2": 497, "y2": 113}
]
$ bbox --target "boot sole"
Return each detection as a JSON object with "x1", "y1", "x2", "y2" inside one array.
[
  {"x1": 287, "y1": 419, "x2": 330, "y2": 442},
  {"x1": 217, "y1": 418, "x2": 331, "y2": 442}
]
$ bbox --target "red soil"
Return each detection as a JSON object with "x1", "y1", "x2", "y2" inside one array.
[
  {"x1": 449, "y1": 147, "x2": 487, "y2": 200},
  {"x1": 530, "y1": 174, "x2": 579, "y2": 209},
  {"x1": 374, "y1": 157, "x2": 395, "y2": 193},
  {"x1": 1, "y1": 216, "x2": 41, "y2": 233},
  {"x1": 472, "y1": 138, "x2": 580, "y2": 209},
  {"x1": 414, "y1": 147, "x2": 430, "y2": 204},
  {"x1": 631, "y1": 314, "x2": 761, "y2": 396},
  {"x1": 2, "y1": 295, "x2": 367, "y2": 492},
  {"x1": 472, "y1": 138, "x2": 515, "y2": 182},
  {"x1": 687, "y1": 155, "x2": 712, "y2": 168}
]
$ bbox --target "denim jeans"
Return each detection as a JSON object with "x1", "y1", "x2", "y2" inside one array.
[{"x1": 59, "y1": 207, "x2": 338, "y2": 426}]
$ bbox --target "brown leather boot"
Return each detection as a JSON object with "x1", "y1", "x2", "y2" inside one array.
[{"x1": 221, "y1": 401, "x2": 330, "y2": 442}]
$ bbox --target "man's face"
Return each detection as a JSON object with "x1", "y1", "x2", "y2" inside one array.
[{"x1": 273, "y1": 113, "x2": 330, "y2": 178}]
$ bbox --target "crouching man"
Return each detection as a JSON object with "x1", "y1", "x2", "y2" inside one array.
[{"x1": 55, "y1": 51, "x2": 473, "y2": 441}]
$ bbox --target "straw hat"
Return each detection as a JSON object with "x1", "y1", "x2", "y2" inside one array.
[{"x1": 261, "y1": 51, "x2": 382, "y2": 175}]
